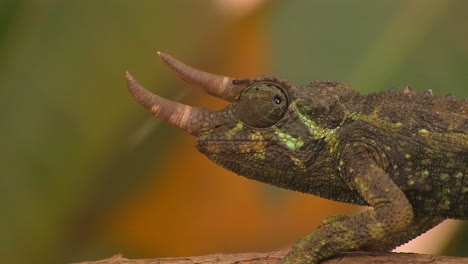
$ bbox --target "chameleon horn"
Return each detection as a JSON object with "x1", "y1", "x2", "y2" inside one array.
[
  {"x1": 126, "y1": 71, "x2": 209, "y2": 135},
  {"x1": 157, "y1": 52, "x2": 243, "y2": 102}
]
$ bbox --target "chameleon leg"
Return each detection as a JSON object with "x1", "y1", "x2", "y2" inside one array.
[
  {"x1": 320, "y1": 215, "x2": 350, "y2": 227},
  {"x1": 361, "y1": 216, "x2": 444, "y2": 251},
  {"x1": 281, "y1": 149, "x2": 414, "y2": 264},
  {"x1": 320, "y1": 215, "x2": 444, "y2": 251}
]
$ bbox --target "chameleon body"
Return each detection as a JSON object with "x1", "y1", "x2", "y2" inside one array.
[{"x1": 126, "y1": 53, "x2": 467, "y2": 264}]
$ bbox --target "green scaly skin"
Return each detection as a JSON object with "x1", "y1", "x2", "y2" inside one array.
[
  {"x1": 190, "y1": 77, "x2": 467, "y2": 264},
  {"x1": 133, "y1": 70, "x2": 467, "y2": 263}
]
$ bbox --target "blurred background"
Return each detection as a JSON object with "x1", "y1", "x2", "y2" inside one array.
[{"x1": 1, "y1": 1, "x2": 467, "y2": 263}]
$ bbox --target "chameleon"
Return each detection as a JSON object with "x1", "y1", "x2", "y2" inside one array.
[{"x1": 126, "y1": 52, "x2": 467, "y2": 264}]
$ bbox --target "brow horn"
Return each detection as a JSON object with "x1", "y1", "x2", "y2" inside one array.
[
  {"x1": 126, "y1": 71, "x2": 209, "y2": 135},
  {"x1": 157, "y1": 52, "x2": 244, "y2": 102}
]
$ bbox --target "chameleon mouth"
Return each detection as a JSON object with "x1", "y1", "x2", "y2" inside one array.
[
  {"x1": 196, "y1": 139, "x2": 270, "y2": 155},
  {"x1": 196, "y1": 139, "x2": 276, "y2": 178}
]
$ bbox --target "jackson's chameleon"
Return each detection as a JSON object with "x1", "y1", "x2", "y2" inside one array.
[{"x1": 126, "y1": 52, "x2": 467, "y2": 264}]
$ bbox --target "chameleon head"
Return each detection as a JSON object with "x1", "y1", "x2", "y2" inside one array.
[{"x1": 126, "y1": 53, "x2": 338, "y2": 185}]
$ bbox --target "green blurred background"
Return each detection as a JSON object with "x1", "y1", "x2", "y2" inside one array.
[{"x1": 1, "y1": 1, "x2": 467, "y2": 263}]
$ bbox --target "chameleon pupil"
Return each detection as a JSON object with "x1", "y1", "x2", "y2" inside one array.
[{"x1": 273, "y1": 96, "x2": 282, "y2": 104}]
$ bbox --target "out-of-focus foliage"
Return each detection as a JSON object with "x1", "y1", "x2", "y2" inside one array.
[{"x1": 0, "y1": 1, "x2": 466, "y2": 264}]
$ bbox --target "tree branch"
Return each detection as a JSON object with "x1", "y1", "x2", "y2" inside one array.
[{"x1": 74, "y1": 251, "x2": 468, "y2": 264}]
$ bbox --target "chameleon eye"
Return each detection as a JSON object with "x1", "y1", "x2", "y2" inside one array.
[{"x1": 237, "y1": 82, "x2": 288, "y2": 128}]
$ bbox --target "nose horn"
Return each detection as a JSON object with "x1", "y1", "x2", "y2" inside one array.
[
  {"x1": 126, "y1": 71, "x2": 208, "y2": 135},
  {"x1": 157, "y1": 52, "x2": 244, "y2": 102}
]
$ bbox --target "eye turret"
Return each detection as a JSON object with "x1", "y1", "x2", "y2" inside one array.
[{"x1": 237, "y1": 82, "x2": 288, "y2": 128}]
